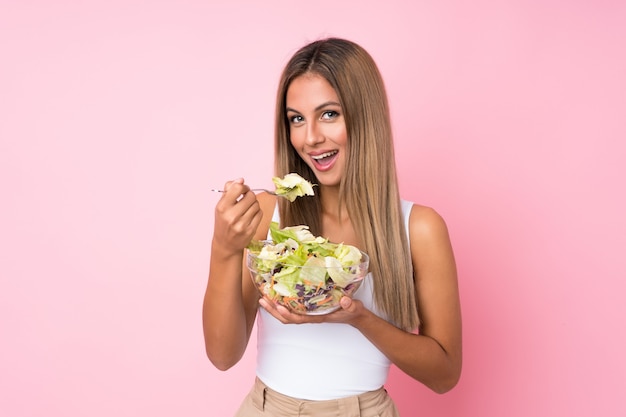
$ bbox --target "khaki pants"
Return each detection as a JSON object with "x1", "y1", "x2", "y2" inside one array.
[{"x1": 234, "y1": 377, "x2": 401, "y2": 417}]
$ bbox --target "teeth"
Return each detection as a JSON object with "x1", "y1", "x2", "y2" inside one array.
[{"x1": 311, "y1": 151, "x2": 337, "y2": 160}]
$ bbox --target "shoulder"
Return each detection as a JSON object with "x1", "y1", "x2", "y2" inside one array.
[
  {"x1": 407, "y1": 204, "x2": 452, "y2": 250},
  {"x1": 406, "y1": 204, "x2": 456, "y2": 287}
]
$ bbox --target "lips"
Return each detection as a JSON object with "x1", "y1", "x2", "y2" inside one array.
[{"x1": 310, "y1": 150, "x2": 338, "y2": 171}]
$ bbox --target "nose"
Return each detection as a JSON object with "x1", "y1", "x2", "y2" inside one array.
[{"x1": 305, "y1": 121, "x2": 324, "y2": 146}]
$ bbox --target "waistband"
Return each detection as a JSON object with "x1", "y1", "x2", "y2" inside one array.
[{"x1": 251, "y1": 377, "x2": 394, "y2": 417}]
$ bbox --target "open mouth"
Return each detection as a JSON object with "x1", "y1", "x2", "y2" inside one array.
[{"x1": 311, "y1": 150, "x2": 338, "y2": 168}]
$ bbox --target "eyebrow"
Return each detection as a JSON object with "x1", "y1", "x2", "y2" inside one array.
[{"x1": 285, "y1": 101, "x2": 342, "y2": 113}]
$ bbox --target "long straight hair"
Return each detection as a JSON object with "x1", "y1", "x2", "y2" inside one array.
[{"x1": 274, "y1": 38, "x2": 419, "y2": 331}]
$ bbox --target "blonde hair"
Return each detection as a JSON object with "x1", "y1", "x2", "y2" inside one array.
[{"x1": 274, "y1": 38, "x2": 419, "y2": 331}]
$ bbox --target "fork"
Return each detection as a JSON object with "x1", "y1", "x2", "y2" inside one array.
[{"x1": 212, "y1": 188, "x2": 280, "y2": 196}]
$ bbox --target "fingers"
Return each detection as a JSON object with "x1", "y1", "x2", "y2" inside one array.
[
  {"x1": 340, "y1": 296, "x2": 353, "y2": 310},
  {"x1": 216, "y1": 178, "x2": 257, "y2": 215},
  {"x1": 258, "y1": 297, "x2": 361, "y2": 325},
  {"x1": 213, "y1": 178, "x2": 262, "y2": 251},
  {"x1": 259, "y1": 298, "x2": 323, "y2": 324},
  {"x1": 257, "y1": 296, "x2": 364, "y2": 326},
  {"x1": 221, "y1": 178, "x2": 250, "y2": 204},
  {"x1": 225, "y1": 177, "x2": 244, "y2": 190}
]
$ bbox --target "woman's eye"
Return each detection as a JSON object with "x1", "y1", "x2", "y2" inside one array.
[
  {"x1": 321, "y1": 110, "x2": 338, "y2": 120},
  {"x1": 289, "y1": 115, "x2": 304, "y2": 124}
]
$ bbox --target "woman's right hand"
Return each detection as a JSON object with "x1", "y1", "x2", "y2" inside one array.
[{"x1": 212, "y1": 178, "x2": 263, "y2": 256}]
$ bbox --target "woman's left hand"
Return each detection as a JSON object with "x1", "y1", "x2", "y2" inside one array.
[{"x1": 258, "y1": 296, "x2": 366, "y2": 325}]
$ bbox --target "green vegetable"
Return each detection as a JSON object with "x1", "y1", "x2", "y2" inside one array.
[
  {"x1": 247, "y1": 222, "x2": 368, "y2": 314},
  {"x1": 272, "y1": 173, "x2": 316, "y2": 202}
]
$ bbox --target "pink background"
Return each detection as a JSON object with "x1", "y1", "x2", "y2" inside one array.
[{"x1": 2, "y1": 1, "x2": 625, "y2": 416}]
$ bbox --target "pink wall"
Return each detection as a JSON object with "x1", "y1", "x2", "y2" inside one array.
[{"x1": 1, "y1": 1, "x2": 624, "y2": 416}]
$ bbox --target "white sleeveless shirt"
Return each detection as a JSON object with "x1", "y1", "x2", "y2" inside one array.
[{"x1": 255, "y1": 200, "x2": 414, "y2": 400}]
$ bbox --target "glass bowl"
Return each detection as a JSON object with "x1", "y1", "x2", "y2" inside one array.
[{"x1": 247, "y1": 241, "x2": 369, "y2": 315}]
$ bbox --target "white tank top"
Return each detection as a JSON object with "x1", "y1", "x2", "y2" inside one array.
[{"x1": 255, "y1": 200, "x2": 414, "y2": 400}]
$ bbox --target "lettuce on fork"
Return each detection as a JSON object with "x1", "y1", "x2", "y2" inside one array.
[{"x1": 272, "y1": 173, "x2": 316, "y2": 202}]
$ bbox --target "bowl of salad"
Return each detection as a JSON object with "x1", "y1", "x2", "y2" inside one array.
[{"x1": 247, "y1": 222, "x2": 369, "y2": 315}]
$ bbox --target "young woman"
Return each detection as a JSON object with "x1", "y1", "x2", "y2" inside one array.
[{"x1": 203, "y1": 38, "x2": 462, "y2": 416}]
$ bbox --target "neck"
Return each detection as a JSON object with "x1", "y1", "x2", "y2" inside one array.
[{"x1": 319, "y1": 185, "x2": 350, "y2": 223}]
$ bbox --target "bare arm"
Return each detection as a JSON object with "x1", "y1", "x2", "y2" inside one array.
[
  {"x1": 352, "y1": 205, "x2": 462, "y2": 392},
  {"x1": 353, "y1": 206, "x2": 462, "y2": 393},
  {"x1": 202, "y1": 180, "x2": 274, "y2": 370}
]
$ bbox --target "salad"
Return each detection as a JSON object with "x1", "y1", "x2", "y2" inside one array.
[
  {"x1": 272, "y1": 173, "x2": 316, "y2": 202},
  {"x1": 247, "y1": 222, "x2": 369, "y2": 314}
]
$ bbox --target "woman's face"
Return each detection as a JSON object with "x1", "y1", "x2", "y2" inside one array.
[{"x1": 285, "y1": 73, "x2": 347, "y2": 188}]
